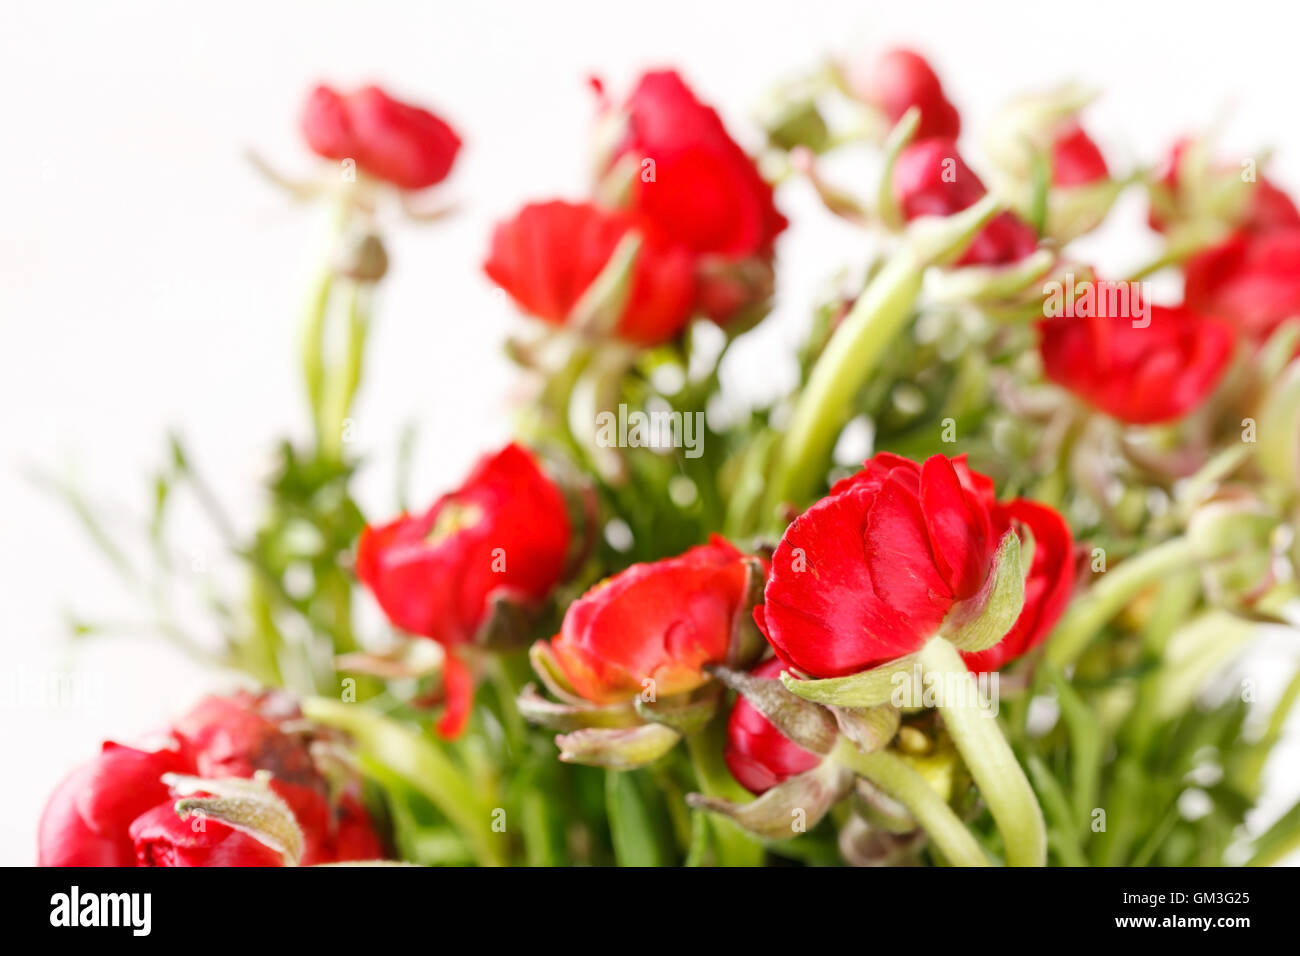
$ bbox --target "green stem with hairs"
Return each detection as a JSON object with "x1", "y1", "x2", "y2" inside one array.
[
  {"x1": 831, "y1": 738, "x2": 988, "y2": 867},
  {"x1": 916, "y1": 635, "x2": 1046, "y2": 866}
]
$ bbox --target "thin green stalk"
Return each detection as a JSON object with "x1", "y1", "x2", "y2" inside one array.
[
  {"x1": 917, "y1": 636, "x2": 1046, "y2": 866},
  {"x1": 831, "y1": 738, "x2": 988, "y2": 867},
  {"x1": 302, "y1": 697, "x2": 506, "y2": 867},
  {"x1": 685, "y1": 720, "x2": 765, "y2": 867},
  {"x1": 1045, "y1": 536, "x2": 1199, "y2": 668},
  {"x1": 321, "y1": 281, "x2": 371, "y2": 461}
]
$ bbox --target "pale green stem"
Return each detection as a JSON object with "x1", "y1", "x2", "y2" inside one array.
[
  {"x1": 685, "y1": 721, "x2": 765, "y2": 867},
  {"x1": 302, "y1": 697, "x2": 506, "y2": 867},
  {"x1": 301, "y1": 268, "x2": 333, "y2": 447},
  {"x1": 916, "y1": 635, "x2": 1046, "y2": 867},
  {"x1": 831, "y1": 738, "x2": 988, "y2": 867},
  {"x1": 320, "y1": 281, "x2": 370, "y2": 461},
  {"x1": 1045, "y1": 536, "x2": 1199, "y2": 669}
]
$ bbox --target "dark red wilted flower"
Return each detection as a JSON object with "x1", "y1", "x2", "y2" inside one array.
[
  {"x1": 39, "y1": 692, "x2": 383, "y2": 867},
  {"x1": 724, "y1": 658, "x2": 821, "y2": 795},
  {"x1": 358, "y1": 443, "x2": 574, "y2": 736},
  {"x1": 483, "y1": 200, "x2": 697, "y2": 345},
  {"x1": 616, "y1": 70, "x2": 788, "y2": 260},
  {"x1": 1038, "y1": 302, "x2": 1235, "y2": 424},
  {"x1": 1185, "y1": 228, "x2": 1300, "y2": 342},
  {"x1": 849, "y1": 48, "x2": 962, "y2": 142},
  {"x1": 757, "y1": 454, "x2": 1073, "y2": 678},
  {"x1": 1051, "y1": 121, "x2": 1109, "y2": 187},
  {"x1": 548, "y1": 536, "x2": 759, "y2": 705},
  {"x1": 301, "y1": 84, "x2": 461, "y2": 190},
  {"x1": 893, "y1": 138, "x2": 1039, "y2": 266}
]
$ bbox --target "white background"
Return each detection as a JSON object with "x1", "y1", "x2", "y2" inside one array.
[{"x1": 3, "y1": 0, "x2": 1299, "y2": 865}]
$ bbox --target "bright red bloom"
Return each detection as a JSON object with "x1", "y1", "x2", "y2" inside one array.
[
  {"x1": 301, "y1": 84, "x2": 461, "y2": 190},
  {"x1": 483, "y1": 201, "x2": 697, "y2": 345},
  {"x1": 1051, "y1": 121, "x2": 1108, "y2": 187},
  {"x1": 849, "y1": 48, "x2": 961, "y2": 142},
  {"x1": 548, "y1": 536, "x2": 758, "y2": 705},
  {"x1": 1185, "y1": 228, "x2": 1300, "y2": 342},
  {"x1": 39, "y1": 692, "x2": 383, "y2": 867},
  {"x1": 616, "y1": 70, "x2": 787, "y2": 259},
  {"x1": 1038, "y1": 302, "x2": 1235, "y2": 424},
  {"x1": 893, "y1": 138, "x2": 1039, "y2": 266},
  {"x1": 757, "y1": 454, "x2": 1073, "y2": 678},
  {"x1": 1148, "y1": 139, "x2": 1300, "y2": 235},
  {"x1": 724, "y1": 658, "x2": 821, "y2": 795}
]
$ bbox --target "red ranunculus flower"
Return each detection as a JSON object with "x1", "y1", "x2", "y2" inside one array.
[
  {"x1": 1185, "y1": 228, "x2": 1300, "y2": 342},
  {"x1": 483, "y1": 200, "x2": 697, "y2": 345},
  {"x1": 358, "y1": 443, "x2": 574, "y2": 736},
  {"x1": 1038, "y1": 302, "x2": 1235, "y2": 424},
  {"x1": 848, "y1": 48, "x2": 961, "y2": 142},
  {"x1": 301, "y1": 84, "x2": 461, "y2": 190},
  {"x1": 724, "y1": 658, "x2": 821, "y2": 795},
  {"x1": 1051, "y1": 121, "x2": 1108, "y2": 187},
  {"x1": 893, "y1": 138, "x2": 1039, "y2": 266},
  {"x1": 1148, "y1": 138, "x2": 1300, "y2": 235},
  {"x1": 615, "y1": 70, "x2": 788, "y2": 260},
  {"x1": 757, "y1": 454, "x2": 1073, "y2": 678},
  {"x1": 39, "y1": 691, "x2": 383, "y2": 867},
  {"x1": 547, "y1": 536, "x2": 758, "y2": 705}
]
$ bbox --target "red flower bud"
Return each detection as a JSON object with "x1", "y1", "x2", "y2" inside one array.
[
  {"x1": 892, "y1": 139, "x2": 1039, "y2": 266},
  {"x1": 1185, "y1": 228, "x2": 1300, "y2": 342},
  {"x1": 548, "y1": 536, "x2": 759, "y2": 705},
  {"x1": 615, "y1": 70, "x2": 788, "y2": 259},
  {"x1": 849, "y1": 48, "x2": 961, "y2": 142},
  {"x1": 724, "y1": 658, "x2": 821, "y2": 795},
  {"x1": 1038, "y1": 302, "x2": 1235, "y2": 424},
  {"x1": 301, "y1": 84, "x2": 461, "y2": 190},
  {"x1": 1148, "y1": 138, "x2": 1300, "y2": 235},
  {"x1": 357, "y1": 442, "x2": 572, "y2": 644},
  {"x1": 39, "y1": 692, "x2": 383, "y2": 867},
  {"x1": 758, "y1": 454, "x2": 1073, "y2": 678},
  {"x1": 483, "y1": 200, "x2": 697, "y2": 345},
  {"x1": 1050, "y1": 121, "x2": 1109, "y2": 187}
]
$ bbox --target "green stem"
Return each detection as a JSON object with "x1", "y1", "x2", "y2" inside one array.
[
  {"x1": 916, "y1": 636, "x2": 1046, "y2": 866},
  {"x1": 1045, "y1": 535, "x2": 1199, "y2": 669},
  {"x1": 301, "y1": 697, "x2": 506, "y2": 867},
  {"x1": 831, "y1": 738, "x2": 988, "y2": 867},
  {"x1": 301, "y1": 268, "x2": 333, "y2": 447},
  {"x1": 321, "y1": 281, "x2": 371, "y2": 461},
  {"x1": 685, "y1": 720, "x2": 765, "y2": 867}
]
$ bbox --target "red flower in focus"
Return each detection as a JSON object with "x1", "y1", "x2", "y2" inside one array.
[
  {"x1": 893, "y1": 138, "x2": 1039, "y2": 266},
  {"x1": 483, "y1": 201, "x2": 697, "y2": 346},
  {"x1": 1038, "y1": 303, "x2": 1235, "y2": 424},
  {"x1": 1148, "y1": 139, "x2": 1300, "y2": 235},
  {"x1": 616, "y1": 70, "x2": 787, "y2": 260},
  {"x1": 547, "y1": 536, "x2": 759, "y2": 705},
  {"x1": 724, "y1": 658, "x2": 821, "y2": 795},
  {"x1": 757, "y1": 454, "x2": 1073, "y2": 678},
  {"x1": 39, "y1": 692, "x2": 383, "y2": 867},
  {"x1": 1051, "y1": 121, "x2": 1109, "y2": 187},
  {"x1": 358, "y1": 443, "x2": 574, "y2": 736},
  {"x1": 1185, "y1": 228, "x2": 1300, "y2": 342},
  {"x1": 301, "y1": 84, "x2": 461, "y2": 190},
  {"x1": 848, "y1": 48, "x2": 961, "y2": 142}
]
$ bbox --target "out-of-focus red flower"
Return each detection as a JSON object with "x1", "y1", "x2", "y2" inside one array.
[
  {"x1": 724, "y1": 658, "x2": 821, "y2": 795},
  {"x1": 757, "y1": 454, "x2": 1073, "y2": 678},
  {"x1": 547, "y1": 536, "x2": 759, "y2": 705},
  {"x1": 39, "y1": 692, "x2": 383, "y2": 867},
  {"x1": 1038, "y1": 302, "x2": 1235, "y2": 424},
  {"x1": 848, "y1": 48, "x2": 961, "y2": 142},
  {"x1": 301, "y1": 84, "x2": 461, "y2": 190},
  {"x1": 1051, "y1": 121, "x2": 1109, "y2": 187},
  {"x1": 483, "y1": 200, "x2": 697, "y2": 345},
  {"x1": 615, "y1": 70, "x2": 788, "y2": 260},
  {"x1": 1148, "y1": 138, "x2": 1300, "y2": 235},
  {"x1": 893, "y1": 138, "x2": 1039, "y2": 266},
  {"x1": 1185, "y1": 228, "x2": 1300, "y2": 342},
  {"x1": 358, "y1": 443, "x2": 574, "y2": 737}
]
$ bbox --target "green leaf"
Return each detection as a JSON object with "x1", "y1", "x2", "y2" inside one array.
[
  {"x1": 780, "y1": 656, "x2": 916, "y2": 708},
  {"x1": 941, "y1": 531, "x2": 1024, "y2": 652},
  {"x1": 605, "y1": 770, "x2": 669, "y2": 867}
]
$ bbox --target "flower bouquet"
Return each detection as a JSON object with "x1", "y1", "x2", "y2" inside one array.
[{"x1": 38, "y1": 49, "x2": 1300, "y2": 869}]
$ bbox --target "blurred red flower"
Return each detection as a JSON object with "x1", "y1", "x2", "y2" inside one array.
[{"x1": 724, "y1": 658, "x2": 821, "y2": 795}]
